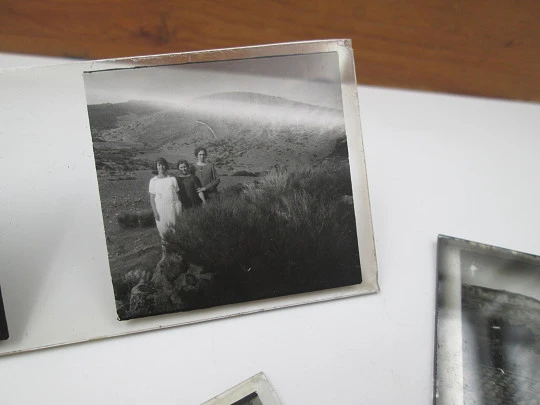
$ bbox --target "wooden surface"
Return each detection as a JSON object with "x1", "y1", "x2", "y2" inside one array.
[{"x1": 0, "y1": 0, "x2": 539, "y2": 101}]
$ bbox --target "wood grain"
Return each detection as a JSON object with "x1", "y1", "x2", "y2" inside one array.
[{"x1": 0, "y1": 0, "x2": 539, "y2": 101}]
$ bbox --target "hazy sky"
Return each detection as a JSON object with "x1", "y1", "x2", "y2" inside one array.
[{"x1": 83, "y1": 52, "x2": 343, "y2": 110}]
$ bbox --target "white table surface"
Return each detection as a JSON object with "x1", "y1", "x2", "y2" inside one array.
[{"x1": 0, "y1": 53, "x2": 538, "y2": 405}]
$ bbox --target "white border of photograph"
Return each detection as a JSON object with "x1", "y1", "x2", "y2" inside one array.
[
  {"x1": 0, "y1": 40, "x2": 377, "y2": 356},
  {"x1": 201, "y1": 372, "x2": 281, "y2": 405}
]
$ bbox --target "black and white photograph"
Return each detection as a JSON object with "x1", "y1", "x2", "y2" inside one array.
[
  {"x1": 201, "y1": 373, "x2": 281, "y2": 405},
  {"x1": 0, "y1": 40, "x2": 376, "y2": 356},
  {"x1": 83, "y1": 49, "x2": 370, "y2": 320},
  {"x1": 435, "y1": 235, "x2": 540, "y2": 405}
]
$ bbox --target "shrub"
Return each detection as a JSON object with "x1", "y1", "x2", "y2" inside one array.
[
  {"x1": 138, "y1": 211, "x2": 156, "y2": 228},
  {"x1": 220, "y1": 183, "x2": 247, "y2": 199},
  {"x1": 117, "y1": 213, "x2": 139, "y2": 229},
  {"x1": 163, "y1": 162, "x2": 361, "y2": 305},
  {"x1": 116, "y1": 211, "x2": 156, "y2": 229},
  {"x1": 232, "y1": 170, "x2": 258, "y2": 177}
]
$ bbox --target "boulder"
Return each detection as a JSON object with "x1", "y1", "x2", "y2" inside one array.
[{"x1": 127, "y1": 252, "x2": 215, "y2": 318}]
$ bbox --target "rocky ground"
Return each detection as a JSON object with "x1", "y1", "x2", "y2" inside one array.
[{"x1": 96, "y1": 168, "x2": 271, "y2": 319}]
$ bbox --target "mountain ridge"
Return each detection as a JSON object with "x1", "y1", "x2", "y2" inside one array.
[
  {"x1": 194, "y1": 91, "x2": 342, "y2": 113},
  {"x1": 88, "y1": 91, "x2": 346, "y2": 172}
]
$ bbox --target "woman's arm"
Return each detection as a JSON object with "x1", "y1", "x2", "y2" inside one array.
[
  {"x1": 198, "y1": 190, "x2": 207, "y2": 204},
  {"x1": 193, "y1": 176, "x2": 207, "y2": 204},
  {"x1": 149, "y1": 193, "x2": 159, "y2": 221}
]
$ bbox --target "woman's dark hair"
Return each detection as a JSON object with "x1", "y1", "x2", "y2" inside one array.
[
  {"x1": 155, "y1": 157, "x2": 169, "y2": 170},
  {"x1": 176, "y1": 159, "x2": 190, "y2": 169},
  {"x1": 194, "y1": 147, "x2": 208, "y2": 157}
]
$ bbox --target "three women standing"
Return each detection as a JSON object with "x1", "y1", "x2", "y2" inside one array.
[{"x1": 149, "y1": 149, "x2": 219, "y2": 242}]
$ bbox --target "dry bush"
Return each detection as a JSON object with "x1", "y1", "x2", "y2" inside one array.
[
  {"x1": 163, "y1": 163, "x2": 361, "y2": 305},
  {"x1": 138, "y1": 211, "x2": 156, "y2": 228},
  {"x1": 117, "y1": 211, "x2": 156, "y2": 229},
  {"x1": 231, "y1": 170, "x2": 258, "y2": 177},
  {"x1": 117, "y1": 213, "x2": 139, "y2": 229}
]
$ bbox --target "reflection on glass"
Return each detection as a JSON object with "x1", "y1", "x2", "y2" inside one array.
[
  {"x1": 231, "y1": 392, "x2": 263, "y2": 405},
  {"x1": 461, "y1": 251, "x2": 540, "y2": 405}
]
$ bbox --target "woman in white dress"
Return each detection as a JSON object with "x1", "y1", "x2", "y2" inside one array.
[{"x1": 149, "y1": 158, "x2": 182, "y2": 241}]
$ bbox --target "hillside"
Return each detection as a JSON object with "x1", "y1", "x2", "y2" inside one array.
[
  {"x1": 87, "y1": 100, "x2": 167, "y2": 139},
  {"x1": 87, "y1": 92, "x2": 347, "y2": 173}
]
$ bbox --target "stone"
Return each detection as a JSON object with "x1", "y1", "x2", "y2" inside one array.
[{"x1": 129, "y1": 277, "x2": 157, "y2": 317}]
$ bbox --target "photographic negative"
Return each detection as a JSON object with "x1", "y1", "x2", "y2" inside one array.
[
  {"x1": 435, "y1": 235, "x2": 540, "y2": 404},
  {"x1": 201, "y1": 372, "x2": 281, "y2": 405},
  {"x1": 82, "y1": 41, "x2": 378, "y2": 320},
  {"x1": 0, "y1": 285, "x2": 8, "y2": 341}
]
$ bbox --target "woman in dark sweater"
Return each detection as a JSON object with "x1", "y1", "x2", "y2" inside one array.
[{"x1": 176, "y1": 159, "x2": 206, "y2": 209}]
